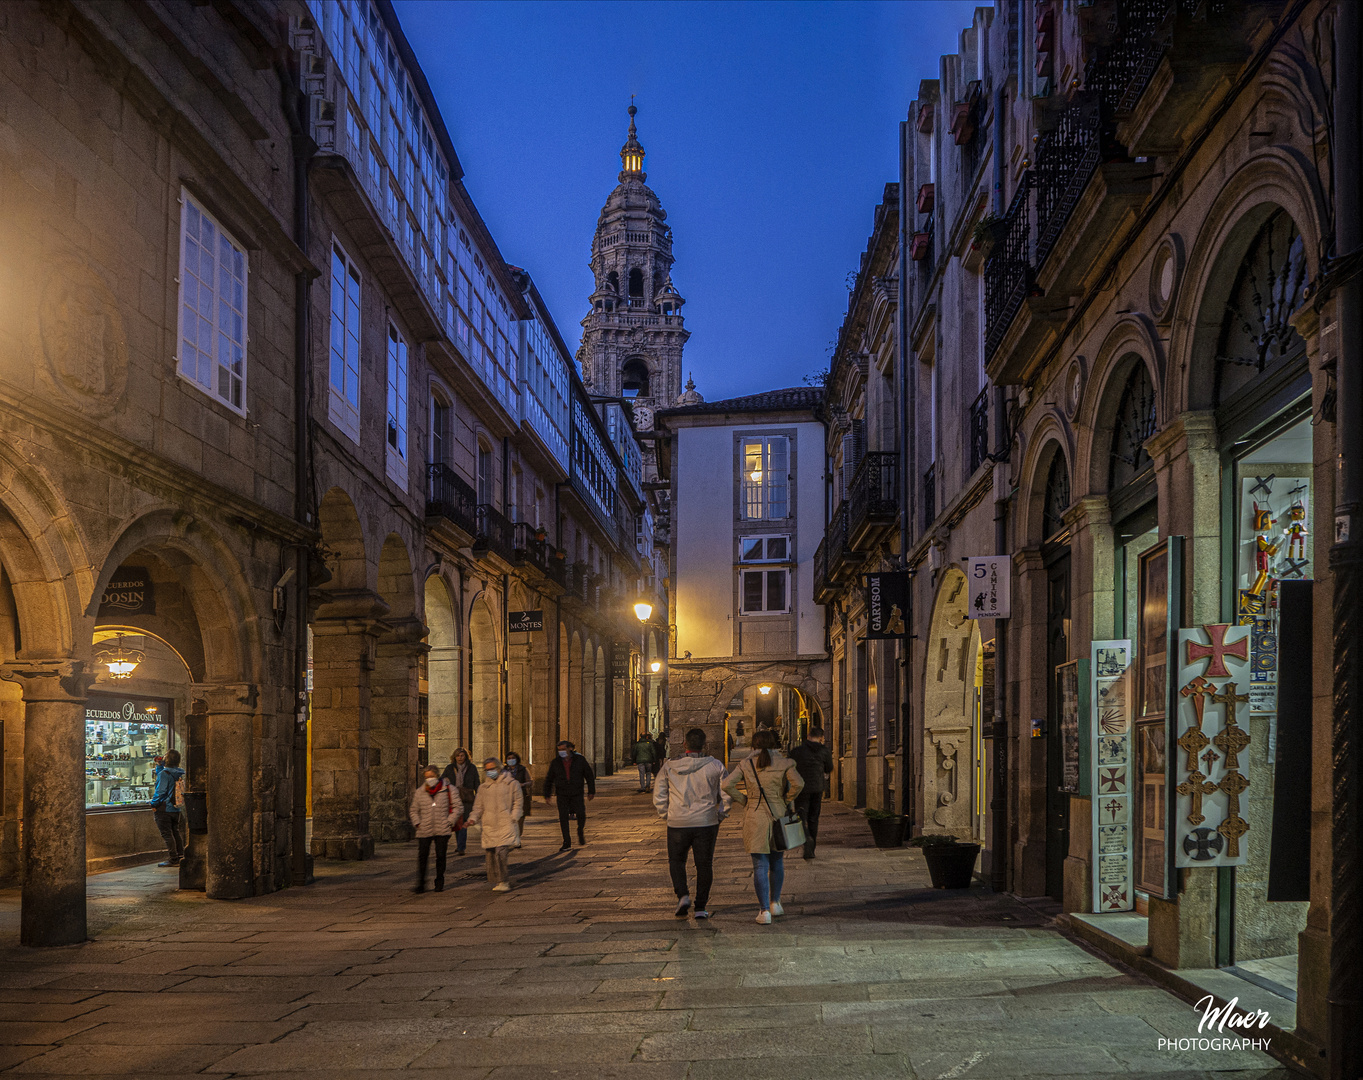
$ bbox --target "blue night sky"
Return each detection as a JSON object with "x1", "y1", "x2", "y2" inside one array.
[{"x1": 392, "y1": 0, "x2": 982, "y2": 402}]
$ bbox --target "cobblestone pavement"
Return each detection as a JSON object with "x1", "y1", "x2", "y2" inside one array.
[{"x1": 0, "y1": 776, "x2": 1294, "y2": 1079}]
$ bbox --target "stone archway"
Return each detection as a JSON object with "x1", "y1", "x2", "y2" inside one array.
[
  {"x1": 922, "y1": 567, "x2": 980, "y2": 837},
  {"x1": 0, "y1": 457, "x2": 92, "y2": 946}
]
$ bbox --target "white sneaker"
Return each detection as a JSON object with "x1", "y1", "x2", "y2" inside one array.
[
  {"x1": 755, "y1": 910, "x2": 772, "y2": 924},
  {"x1": 693, "y1": 910, "x2": 711, "y2": 919},
  {"x1": 675, "y1": 895, "x2": 691, "y2": 918},
  {"x1": 769, "y1": 901, "x2": 784, "y2": 917},
  {"x1": 492, "y1": 882, "x2": 511, "y2": 892}
]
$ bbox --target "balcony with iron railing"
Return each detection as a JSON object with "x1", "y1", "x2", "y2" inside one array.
[
  {"x1": 427, "y1": 463, "x2": 478, "y2": 538},
  {"x1": 983, "y1": 173, "x2": 1032, "y2": 365},
  {"x1": 473, "y1": 504, "x2": 513, "y2": 563},
  {"x1": 848, "y1": 452, "x2": 898, "y2": 550},
  {"x1": 970, "y1": 389, "x2": 990, "y2": 473},
  {"x1": 513, "y1": 522, "x2": 554, "y2": 579},
  {"x1": 813, "y1": 501, "x2": 858, "y2": 604}
]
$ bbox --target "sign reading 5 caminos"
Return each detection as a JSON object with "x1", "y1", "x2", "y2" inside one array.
[{"x1": 865, "y1": 572, "x2": 909, "y2": 639}]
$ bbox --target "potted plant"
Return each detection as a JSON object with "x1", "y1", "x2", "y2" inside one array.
[
  {"x1": 910, "y1": 231, "x2": 932, "y2": 262},
  {"x1": 864, "y1": 807, "x2": 907, "y2": 848},
  {"x1": 909, "y1": 834, "x2": 981, "y2": 889},
  {"x1": 971, "y1": 213, "x2": 1002, "y2": 257}
]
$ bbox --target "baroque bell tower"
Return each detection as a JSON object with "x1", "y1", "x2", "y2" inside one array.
[{"x1": 579, "y1": 104, "x2": 689, "y2": 430}]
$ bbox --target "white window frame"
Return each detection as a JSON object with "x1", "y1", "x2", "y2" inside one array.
[
  {"x1": 740, "y1": 436, "x2": 790, "y2": 521},
  {"x1": 739, "y1": 535, "x2": 791, "y2": 563},
  {"x1": 327, "y1": 240, "x2": 363, "y2": 442},
  {"x1": 176, "y1": 188, "x2": 248, "y2": 415},
  {"x1": 385, "y1": 322, "x2": 408, "y2": 490},
  {"x1": 739, "y1": 568, "x2": 790, "y2": 615}
]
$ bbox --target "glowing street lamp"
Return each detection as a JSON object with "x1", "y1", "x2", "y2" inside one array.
[
  {"x1": 650, "y1": 660, "x2": 662, "y2": 673},
  {"x1": 758, "y1": 684, "x2": 773, "y2": 695},
  {"x1": 634, "y1": 600, "x2": 653, "y2": 622}
]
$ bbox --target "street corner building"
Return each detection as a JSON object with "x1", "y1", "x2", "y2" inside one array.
[
  {"x1": 0, "y1": 0, "x2": 671, "y2": 945},
  {"x1": 812, "y1": 1, "x2": 1363, "y2": 1075}
]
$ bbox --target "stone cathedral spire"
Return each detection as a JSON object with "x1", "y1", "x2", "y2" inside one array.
[{"x1": 579, "y1": 103, "x2": 689, "y2": 432}]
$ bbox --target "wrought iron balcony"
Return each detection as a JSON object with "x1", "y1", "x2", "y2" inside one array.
[
  {"x1": 513, "y1": 522, "x2": 553, "y2": 577},
  {"x1": 983, "y1": 173, "x2": 1032, "y2": 364},
  {"x1": 473, "y1": 503, "x2": 513, "y2": 562},
  {"x1": 814, "y1": 502, "x2": 857, "y2": 602},
  {"x1": 813, "y1": 537, "x2": 832, "y2": 603},
  {"x1": 848, "y1": 452, "x2": 898, "y2": 550},
  {"x1": 923, "y1": 463, "x2": 937, "y2": 528},
  {"x1": 970, "y1": 389, "x2": 990, "y2": 473},
  {"x1": 426, "y1": 463, "x2": 477, "y2": 537}
]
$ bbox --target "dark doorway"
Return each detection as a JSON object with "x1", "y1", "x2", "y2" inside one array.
[
  {"x1": 755, "y1": 688, "x2": 777, "y2": 729},
  {"x1": 1045, "y1": 549, "x2": 1072, "y2": 901}
]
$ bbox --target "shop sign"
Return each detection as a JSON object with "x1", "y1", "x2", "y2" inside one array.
[
  {"x1": 99, "y1": 567, "x2": 154, "y2": 616},
  {"x1": 1091, "y1": 640, "x2": 1134, "y2": 912},
  {"x1": 611, "y1": 648, "x2": 632, "y2": 680},
  {"x1": 864, "y1": 572, "x2": 909, "y2": 639},
  {"x1": 85, "y1": 694, "x2": 169, "y2": 726},
  {"x1": 966, "y1": 556, "x2": 1010, "y2": 619},
  {"x1": 1174, "y1": 623, "x2": 1252, "y2": 868},
  {"x1": 508, "y1": 609, "x2": 543, "y2": 633}
]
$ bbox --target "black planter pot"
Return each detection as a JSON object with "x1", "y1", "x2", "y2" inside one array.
[
  {"x1": 921, "y1": 843, "x2": 981, "y2": 889},
  {"x1": 867, "y1": 815, "x2": 906, "y2": 848}
]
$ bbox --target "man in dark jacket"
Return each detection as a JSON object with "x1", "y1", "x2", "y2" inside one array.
[
  {"x1": 788, "y1": 726, "x2": 833, "y2": 859},
  {"x1": 543, "y1": 740, "x2": 596, "y2": 851}
]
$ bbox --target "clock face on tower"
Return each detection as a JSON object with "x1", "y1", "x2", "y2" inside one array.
[{"x1": 633, "y1": 405, "x2": 654, "y2": 431}]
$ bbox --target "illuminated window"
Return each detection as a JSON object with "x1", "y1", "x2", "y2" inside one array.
[{"x1": 740, "y1": 437, "x2": 789, "y2": 520}]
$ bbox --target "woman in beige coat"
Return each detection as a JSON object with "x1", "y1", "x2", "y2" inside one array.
[
  {"x1": 722, "y1": 728, "x2": 804, "y2": 923},
  {"x1": 468, "y1": 757, "x2": 524, "y2": 891}
]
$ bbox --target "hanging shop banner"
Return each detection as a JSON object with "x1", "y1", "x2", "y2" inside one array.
[
  {"x1": 1091, "y1": 640, "x2": 1135, "y2": 912},
  {"x1": 507, "y1": 610, "x2": 543, "y2": 633},
  {"x1": 610, "y1": 647, "x2": 632, "y2": 680},
  {"x1": 99, "y1": 567, "x2": 155, "y2": 617},
  {"x1": 1174, "y1": 623, "x2": 1252, "y2": 868},
  {"x1": 966, "y1": 556, "x2": 1010, "y2": 619},
  {"x1": 864, "y1": 572, "x2": 909, "y2": 638}
]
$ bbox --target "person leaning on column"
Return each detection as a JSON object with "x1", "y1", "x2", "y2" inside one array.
[
  {"x1": 543, "y1": 740, "x2": 595, "y2": 852},
  {"x1": 150, "y1": 750, "x2": 185, "y2": 867},
  {"x1": 468, "y1": 757, "x2": 523, "y2": 891}
]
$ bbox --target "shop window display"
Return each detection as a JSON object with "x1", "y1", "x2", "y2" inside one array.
[{"x1": 85, "y1": 694, "x2": 174, "y2": 810}]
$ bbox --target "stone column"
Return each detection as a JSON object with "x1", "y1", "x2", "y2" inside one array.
[
  {"x1": 196, "y1": 683, "x2": 257, "y2": 900},
  {"x1": 0, "y1": 660, "x2": 94, "y2": 946},
  {"x1": 310, "y1": 591, "x2": 387, "y2": 860},
  {"x1": 178, "y1": 702, "x2": 208, "y2": 892},
  {"x1": 1011, "y1": 547, "x2": 1049, "y2": 896},
  {"x1": 370, "y1": 617, "x2": 426, "y2": 842}
]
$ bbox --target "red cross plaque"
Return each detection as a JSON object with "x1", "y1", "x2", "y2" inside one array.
[{"x1": 1186, "y1": 623, "x2": 1249, "y2": 679}]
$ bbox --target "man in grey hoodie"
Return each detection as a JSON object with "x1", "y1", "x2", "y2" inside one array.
[{"x1": 653, "y1": 727, "x2": 729, "y2": 919}]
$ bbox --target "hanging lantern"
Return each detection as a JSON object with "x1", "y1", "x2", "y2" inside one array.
[{"x1": 96, "y1": 635, "x2": 144, "y2": 680}]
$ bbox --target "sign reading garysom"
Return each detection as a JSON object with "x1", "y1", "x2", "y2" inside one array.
[{"x1": 864, "y1": 572, "x2": 909, "y2": 639}]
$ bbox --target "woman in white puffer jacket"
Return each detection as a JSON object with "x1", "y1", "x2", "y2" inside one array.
[{"x1": 409, "y1": 766, "x2": 460, "y2": 893}]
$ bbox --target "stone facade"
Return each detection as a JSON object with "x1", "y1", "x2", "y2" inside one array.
[{"x1": 0, "y1": 0, "x2": 663, "y2": 946}]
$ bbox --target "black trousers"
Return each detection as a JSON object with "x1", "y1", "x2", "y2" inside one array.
[
  {"x1": 153, "y1": 809, "x2": 184, "y2": 860},
  {"x1": 417, "y1": 834, "x2": 450, "y2": 886},
  {"x1": 794, "y1": 790, "x2": 824, "y2": 856},
  {"x1": 557, "y1": 793, "x2": 587, "y2": 844},
  {"x1": 667, "y1": 824, "x2": 719, "y2": 909}
]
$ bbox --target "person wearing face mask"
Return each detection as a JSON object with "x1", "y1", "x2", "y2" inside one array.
[
  {"x1": 408, "y1": 766, "x2": 460, "y2": 893},
  {"x1": 503, "y1": 751, "x2": 531, "y2": 848},
  {"x1": 543, "y1": 740, "x2": 595, "y2": 852},
  {"x1": 440, "y1": 748, "x2": 479, "y2": 856},
  {"x1": 467, "y1": 757, "x2": 523, "y2": 891}
]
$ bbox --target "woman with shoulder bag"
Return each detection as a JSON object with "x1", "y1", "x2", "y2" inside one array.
[
  {"x1": 722, "y1": 728, "x2": 804, "y2": 924},
  {"x1": 441, "y1": 747, "x2": 479, "y2": 855}
]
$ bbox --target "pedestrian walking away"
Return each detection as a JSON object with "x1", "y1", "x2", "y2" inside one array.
[
  {"x1": 441, "y1": 747, "x2": 480, "y2": 855},
  {"x1": 469, "y1": 757, "x2": 523, "y2": 890},
  {"x1": 723, "y1": 728, "x2": 804, "y2": 924},
  {"x1": 409, "y1": 766, "x2": 460, "y2": 893},
  {"x1": 788, "y1": 725, "x2": 833, "y2": 859},
  {"x1": 653, "y1": 726, "x2": 729, "y2": 919},
  {"x1": 504, "y1": 750, "x2": 531, "y2": 848},
  {"x1": 633, "y1": 732, "x2": 657, "y2": 792},
  {"x1": 543, "y1": 739, "x2": 595, "y2": 851},
  {"x1": 150, "y1": 750, "x2": 185, "y2": 867}
]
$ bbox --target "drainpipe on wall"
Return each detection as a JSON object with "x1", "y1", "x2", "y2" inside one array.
[
  {"x1": 275, "y1": 41, "x2": 316, "y2": 889},
  {"x1": 989, "y1": 85, "x2": 1010, "y2": 895},
  {"x1": 896, "y1": 119, "x2": 915, "y2": 828},
  {"x1": 1329, "y1": 3, "x2": 1363, "y2": 1075}
]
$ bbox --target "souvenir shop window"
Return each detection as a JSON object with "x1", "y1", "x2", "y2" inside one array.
[{"x1": 84, "y1": 695, "x2": 174, "y2": 810}]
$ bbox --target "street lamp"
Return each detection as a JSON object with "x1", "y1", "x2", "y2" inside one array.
[
  {"x1": 650, "y1": 660, "x2": 662, "y2": 673},
  {"x1": 633, "y1": 600, "x2": 653, "y2": 622},
  {"x1": 758, "y1": 684, "x2": 773, "y2": 695}
]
